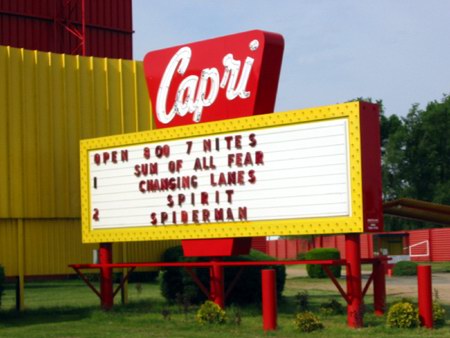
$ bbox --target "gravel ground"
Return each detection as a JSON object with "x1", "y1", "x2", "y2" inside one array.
[{"x1": 286, "y1": 267, "x2": 450, "y2": 304}]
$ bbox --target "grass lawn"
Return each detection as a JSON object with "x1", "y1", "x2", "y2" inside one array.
[
  {"x1": 428, "y1": 261, "x2": 450, "y2": 273},
  {"x1": 0, "y1": 273, "x2": 449, "y2": 337}
]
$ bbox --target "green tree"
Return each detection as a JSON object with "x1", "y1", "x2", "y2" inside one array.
[
  {"x1": 381, "y1": 113, "x2": 406, "y2": 201},
  {"x1": 417, "y1": 95, "x2": 450, "y2": 204},
  {"x1": 349, "y1": 95, "x2": 450, "y2": 230},
  {"x1": 348, "y1": 97, "x2": 404, "y2": 201},
  {"x1": 382, "y1": 94, "x2": 450, "y2": 229}
]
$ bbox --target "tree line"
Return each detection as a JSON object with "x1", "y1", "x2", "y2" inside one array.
[{"x1": 362, "y1": 94, "x2": 450, "y2": 230}]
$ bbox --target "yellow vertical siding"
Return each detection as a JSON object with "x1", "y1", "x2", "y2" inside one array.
[
  {"x1": 0, "y1": 46, "x2": 178, "y2": 277},
  {"x1": 0, "y1": 48, "x2": 10, "y2": 216},
  {"x1": 0, "y1": 46, "x2": 154, "y2": 218},
  {"x1": 0, "y1": 219, "x2": 177, "y2": 277},
  {"x1": 0, "y1": 220, "x2": 18, "y2": 276}
]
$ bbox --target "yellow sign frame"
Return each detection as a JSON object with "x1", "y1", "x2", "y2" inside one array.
[{"x1": 80, "y1": 102, "x2": 364, "y2": 243}]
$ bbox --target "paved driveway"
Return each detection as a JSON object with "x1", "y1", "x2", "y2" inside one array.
[{"x1": 286, "y1": 267, "x2": 450, "y2": 303}]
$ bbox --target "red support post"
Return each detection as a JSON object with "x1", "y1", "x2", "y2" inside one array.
[
  {"x1": 372, "y1": 259, "x2": 386, "y2": 315},
  {"x1": 345, "y1": 234, "x2": 363, "y2": 328},
  {"x1": 210, "y1": 259, "x2": 225, "y2": 308},
  {"x1": 428, "y1": 229, "x2": 433, "y2": 262},
  {"x1": 417, "y1": 265, "x2": 433, "y2": 328},
  {"x1": 99, "y1": 243, "x2": 113, "y2": 310},
  {"x1": 81, "y1": 0, "x2": 86, "y2": 56},
  {"x1": 262, "y1": 269, "x2": 277, "y2": 331}
]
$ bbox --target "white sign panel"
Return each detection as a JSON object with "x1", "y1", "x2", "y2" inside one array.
[{"x1": 88, "y1": 118, "x2": 351, "y2": 230}]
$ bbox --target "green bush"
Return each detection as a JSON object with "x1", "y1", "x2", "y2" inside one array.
[
  {"x1": 293, "y1": 311, "x2": 324, "y2": 332},
  {"x1": 392, "y1": 261, "x2": 418, "y2": 276},
  {"x1": 196, "y1": 300, "x2": 227, "y2": 325},
  {"x1": 233, "y1": 249, "x2": 286, "y2": 305},
  {"x1": 0, "y1": 265, "x2": 4, "y2": 308},
  {"x1": 386, "y1": 301, "x2": 419, "y2": 328},
  {"x1": 319, "y1": 299, "x2": 344, "y2": 315},
  {"x1": 160, "y1": 246, "x2": 286, "y2": 305},
  {"x1": 433, "y1": 300, "x2": 446, "y2": 327},
  {"x1": 297, "y1": 252, "x2": 307, "y2": 260},
  {"x1": 160, "y1": 246, "x2": 198, "y2": 303},
  {"x1": 305, "y1": 248, "x2": 341, "y2": 278}
]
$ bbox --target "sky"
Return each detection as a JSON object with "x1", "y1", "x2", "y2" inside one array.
[{"x1": 132, "y1": 0, "x2": 450, "y2": 117}]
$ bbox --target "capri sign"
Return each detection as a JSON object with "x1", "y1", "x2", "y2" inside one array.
[{"x1": 144, "y1": 30, "x2": 284, "y2": 128}]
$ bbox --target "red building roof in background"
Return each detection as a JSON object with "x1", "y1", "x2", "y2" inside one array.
[{"x1": 0, "y1": 0, "x2": 132, "y2": 59}]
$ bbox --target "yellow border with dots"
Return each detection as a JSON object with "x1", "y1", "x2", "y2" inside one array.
[{"x1": 80, "y1": 102, "x2": 364, "y2": 243}]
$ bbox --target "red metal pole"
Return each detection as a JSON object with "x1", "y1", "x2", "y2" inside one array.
[
  {"x1": 99, "y1": 243, "x2": 113, "y2": 310},
  {"x1": 81, "y1": 0, "x2": 86, "y2": 56},
  {"x1": 372, "y1": 259, "x2": 386, "y2": 315},
  {"x1": 210, "y1": 259, "x2": 224, "y2": 308},
  {"x1": 262, "y1": 269, "x2": 277, "y2": 331},
  {"x1": 417, "y1": 265, "x2": 433, "y2": 328},
  {"x1": 345, "y1": 233, "x2": 363, "y2": 328}
]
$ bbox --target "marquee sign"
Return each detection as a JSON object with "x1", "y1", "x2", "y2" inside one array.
[
  {"x1": 80, "y1": 102, "x2": 383, "y2": 243},
  {"x1": 143, "y1": 30, "x2": 284, "y2": 129}
]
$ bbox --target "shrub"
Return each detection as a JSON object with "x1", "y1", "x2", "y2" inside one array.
[
  {"x1": 293, "y1": 311, "x2": 324, "y2": 332},
  {"x1": 160, "y1": 246, "x2": 201, "y2": 303},
  {"x1": 386, "y1": 301, "x2": 419, "y2": 328},
  {"x1": 297, "y1": 252, "x2": 307, "y2": 260},
  {"x1": 294, "y1": 290, "x2": 309, "y2": 311},
  {"x1": 305, "y1": 248, "x2": 341, "y2": 278},
  {"x1": 229, "y1": 249, "x2": 286, "y2": 305},
  {"x1": 196, "y1": 300, "x2": 227, "y2": 325},
  {"x1": 0, "y1": 265, "x2": 4, "y2": 308},
  {"x1": 392, "y1": 261, "x2": 418, "y2": 276},
  {"x1": 433, "y1": 300, "x2": 446, "y2": 327},
  {"x1": 160, "y1": 246, "x2": 286, "y2": 305},
  {"x1": 319, "y1": 299, "x2": 344, "y2": 315}
]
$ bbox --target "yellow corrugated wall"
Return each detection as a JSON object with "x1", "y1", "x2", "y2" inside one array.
[
  {"x1": 0, "y1": 220, "x2": 18, "y2": 276},
  {"x1": 0, "y1": 46, "x2": 179, "y2": 277}
]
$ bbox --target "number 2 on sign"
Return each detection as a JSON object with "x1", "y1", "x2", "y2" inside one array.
[{"x1": 93, "y1": 208, "x2": 99, "y2": 221}]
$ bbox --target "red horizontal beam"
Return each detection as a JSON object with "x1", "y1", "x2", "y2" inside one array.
[
  {"x1": 69, "y1": 257, "x2": 388, "y2": 270},
  {"x1": 70, "y1": 259, "x2": 348, "y2": 270}
]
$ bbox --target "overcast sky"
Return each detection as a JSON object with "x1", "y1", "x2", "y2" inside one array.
[{"x1": 133, "y1": 0, "x2": 450, "y2": 116}]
